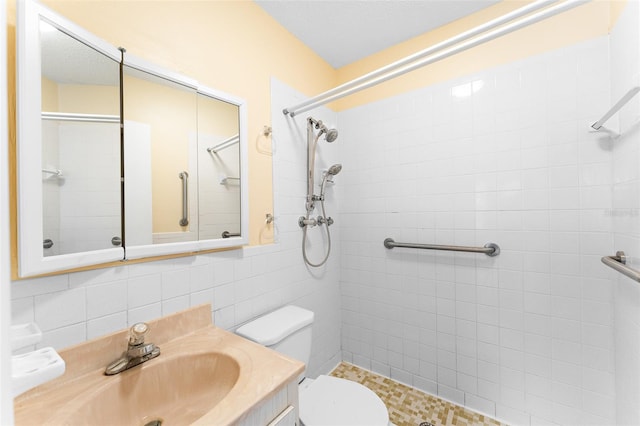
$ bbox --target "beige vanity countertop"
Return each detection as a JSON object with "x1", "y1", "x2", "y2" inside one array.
[{"x1": 14, "y1": 304, "x2": 305, "y2": 426}]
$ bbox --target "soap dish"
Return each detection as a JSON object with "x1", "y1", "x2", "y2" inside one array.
[
  {"x1": 12, "y1": 347, "x2": 65, "y2": 397},
  {"x1": 11, "y1": 323, "x2": 43, "y2": 351}
]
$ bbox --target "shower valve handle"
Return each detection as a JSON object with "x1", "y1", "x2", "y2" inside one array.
[{"x1": 317, "y1": 216, "x2": 334, "y2": 226}]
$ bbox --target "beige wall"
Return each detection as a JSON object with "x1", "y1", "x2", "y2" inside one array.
[
  {"x1": 42, "y1": 81, "x2": 119, "y2": 115},
  {"x1": 57, "y1": 84, "x2": 119, "y2": 115},
  {"x1": 40, "y1": 76, "x2": 58, "y2": 111},
  {"x1": 198, "y1": 95, "x2": 239, "y2": 138}
]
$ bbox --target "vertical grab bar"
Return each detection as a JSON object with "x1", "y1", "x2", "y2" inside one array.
[{"x1": 179, "y1": 171, "x2": 189, "y2": 226}]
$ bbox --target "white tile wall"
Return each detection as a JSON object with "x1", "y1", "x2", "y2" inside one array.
[
  {"x1": 338, "y1": 36, "x2": 616, "y2": 426},
  {"x1": 41, "y1": 122, "x2": 121, "y2": 256},
  {"x1": 610, "y1": 1, "x2": 640, "y2": 425},
  {"x1": 58, "y1": 122, "x2": 121, "y2": 253}
]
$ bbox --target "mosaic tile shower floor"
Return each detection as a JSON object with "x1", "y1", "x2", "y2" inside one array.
[{"x1": 330, "y1": 362, "x2": 507, "y2": 426}]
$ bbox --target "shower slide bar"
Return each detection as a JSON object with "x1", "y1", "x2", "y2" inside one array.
[
  {"x1": 384, "y1": 238, "x2": 500, "y2": 257},
  {"x1": 601, "y1": 251, "x2": 640, "y2": 283},
  {"x1": 283, "y1": 0, "x2": 587, "y2": 117},
  {"x1": 590, "y1": 86, "x2": 640, "y2": 136},
  {"x1": 42, "y1": 112, "x2": 119, "y2": 123},
  {"x1": 207, "y1": 134, "x2": 239, "y2": 153},
  {"x1": 179, "y1": 171, "x2": 189, "y2": 227}
]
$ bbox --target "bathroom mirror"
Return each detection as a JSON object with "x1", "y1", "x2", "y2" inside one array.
[
  {"x1": 122, "y1": 62, "x2": 199, "y2": 252},
  {"x1": 196, "y1": 91, "x2": 242, "y2": 241},
  {"x1": 122, "y1": 55, "x2": 248, "y2": 260},
  {"x1": 16, "y1": 1, "x2": 248, "y2": 276},
  {"x1": 16, "y1": 0, "x2": 124, "y2": 276}
]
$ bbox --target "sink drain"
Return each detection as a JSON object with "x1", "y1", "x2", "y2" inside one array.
[{"x1": 142, "y1": 419, "x2": 162, "y2": 426}]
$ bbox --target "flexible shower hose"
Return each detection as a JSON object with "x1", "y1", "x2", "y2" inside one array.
[{"x1": 302, "y1": 195, "x2": 333, "y2": 268}]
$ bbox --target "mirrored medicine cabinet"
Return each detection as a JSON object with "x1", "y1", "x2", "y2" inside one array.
[{"x1": 16, "y1": 0, "x2": 248, "y2": 277}]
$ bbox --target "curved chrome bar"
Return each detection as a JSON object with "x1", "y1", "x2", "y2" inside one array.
[
  {"x1": 601, "y1": 251, "x2": 640, "y2": 283},
  {"x1": 384, "y1": 238, "x2": 500, "y2": 257}
]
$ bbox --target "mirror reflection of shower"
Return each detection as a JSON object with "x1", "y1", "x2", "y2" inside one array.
[{"x1": 299, "y1": 117, "x2": 341, "y2": 267}]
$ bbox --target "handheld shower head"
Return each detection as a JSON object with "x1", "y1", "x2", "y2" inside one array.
[
  {"x1": 327, "y1": 163, "x2": 342, "y2": 176},
  {"x1": 320, "y1": 163, "x2": 342, "y2": 197}
]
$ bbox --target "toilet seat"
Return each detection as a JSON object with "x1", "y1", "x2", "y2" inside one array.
[{"x1": 299, "y1": 375, "x2": 389, "y2": 426}]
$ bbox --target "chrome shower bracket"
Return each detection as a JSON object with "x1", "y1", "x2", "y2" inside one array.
[
  {"x1": 299, "y1": 216, "x2": 317, "y2": 228},
  {"x1": 306, "y1": 199, "x2": 315, "y2": 212}
]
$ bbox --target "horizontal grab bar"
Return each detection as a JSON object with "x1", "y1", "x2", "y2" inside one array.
[
  {"x1": 384, "y1": 238, "x2": 500, "y2": 257},
  {"x1": 601, "y1": 251, "x2": 640, "y2": 283}
]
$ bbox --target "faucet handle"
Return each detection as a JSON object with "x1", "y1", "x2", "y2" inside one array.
[{"x1": 128, "y1": 322, "x2": 149, "y2": 345}]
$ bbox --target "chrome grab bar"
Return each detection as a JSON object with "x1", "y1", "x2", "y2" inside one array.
[
  {"x1": 384, "y1": 238, "x2": 500, "y2": 257},
  {"x1": 221, "y1": 231, "x2": 240, "y2": 239},
  {"x1": 179, "y1": 171, "x2": 189, "y2": 226},
  {"x1": 601, "y1": 251, "x2": 640, "y2": 283}
]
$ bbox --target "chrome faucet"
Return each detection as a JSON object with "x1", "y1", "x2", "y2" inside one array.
[{"x1": 104, "y1": 322, "x2": 160, "y2": 375}]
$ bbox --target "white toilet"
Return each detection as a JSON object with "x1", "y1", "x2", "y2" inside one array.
[{"x1": 236, "y1": 305, "x2": 389, "y2": 426}]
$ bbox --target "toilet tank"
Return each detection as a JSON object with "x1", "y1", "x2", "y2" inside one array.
[{"x1": 236, "y1": 306, "x2": 314, "y2": 369}]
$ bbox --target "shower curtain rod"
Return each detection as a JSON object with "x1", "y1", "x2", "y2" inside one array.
[
  {"x1": 207, "y1": 134, "x2": 239, "y2": 153},
  {"x1": 283, "y1": 0, "x2": 588, "y2": 117},
  {"x1": 41, "y1": 112, "x2": 119, "y2": 123},
  {"x1": 283, "y1": 0, "x2": 554, "y2": 117}
]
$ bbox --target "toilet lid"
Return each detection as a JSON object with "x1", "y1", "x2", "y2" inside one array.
[{"x1": 299, "y1": 375, "x2": 389, "y2": 426}]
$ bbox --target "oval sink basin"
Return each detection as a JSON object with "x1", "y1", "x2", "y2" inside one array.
[{"x1": 59, "y1": 352, "x2": 240, "y2": 425}]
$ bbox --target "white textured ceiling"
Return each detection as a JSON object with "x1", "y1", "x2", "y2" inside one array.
[
  {"x1": 255, "y1": 0, "x2": 501, "y2": 68},
  {"x1": 40, "y1": 21, "x2": 119, "y2": 86}
]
